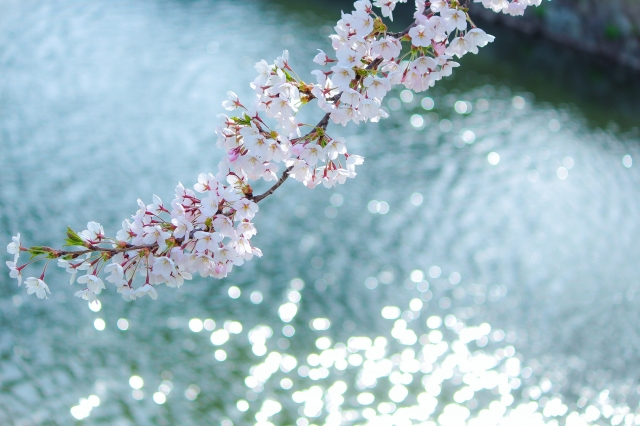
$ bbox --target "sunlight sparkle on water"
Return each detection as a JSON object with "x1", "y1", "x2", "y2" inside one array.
[
  {"x1": 410, "y1": 192, "x2": 423, "y2": 206},
  {"x1": 310, "y1": 318, "x2": 331, "y2": 331},
  {"x1": 117, "y1": 318, "x2": 129, "y2": 331},
  {"x1": 93, "y1": 318, "x2": 105, "y2": 331},
  {"x1": 129, "y1": 376, "x2": 143, "y2": 389},
  {"x1": 188, "y1": 318, "x2": 203, "y2": 332}
]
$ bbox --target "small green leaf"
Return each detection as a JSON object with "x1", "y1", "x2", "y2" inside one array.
[
  {"x1": 28, "y1": 246, "x2": 48, "y2": 260},
  {"x1": 282, "y1": 69, "x2": 296, "y2": 83},
  {"x1": 64, "y1": 227, "x2": 84, "y2": 247},
  {"x1": 231, "y1": 115, "x2": 252, "y2": 126}
]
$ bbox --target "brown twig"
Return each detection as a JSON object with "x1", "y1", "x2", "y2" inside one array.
[
  {"x1": 56, "y1": 244, "x2": 157, "y2": 257},
  {"x1": 252, "y1": 166, "x2": 295, "y2": 203},
  {"x1": 388, "y1": 6, "x2": 432, "y2": 38}
]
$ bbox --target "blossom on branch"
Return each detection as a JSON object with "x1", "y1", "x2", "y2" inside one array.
[
  {"x1": 6, "y1": 0, "x2": 544, "y2": 303},
  {"x1": 7, "y1": 233, "x2": 20, "y2": 263},
  {"x1": 25, "y1": 277, "x2": 50, "y2": 299}
]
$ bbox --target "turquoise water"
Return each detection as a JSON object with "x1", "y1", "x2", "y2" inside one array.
[{"x1": 1, "y1": 0, "x2": 640, "y2": 425}]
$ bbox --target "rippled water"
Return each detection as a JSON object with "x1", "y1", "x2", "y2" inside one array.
[{"x1": 1, "y1": 0, "x2": 640, "y2": 425}]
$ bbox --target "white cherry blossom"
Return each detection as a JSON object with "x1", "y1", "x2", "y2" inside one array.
[
  {"x1": 80, "y1": 222, "x2": 104, "y2": 242},
  {"x1": 330, "y1": 66, "x2": 356, "y2": 89},
  {"x1": 447, "y1": 36, "x2": 477, "y2": 57},
  {"x1": 194, "y1": 231, "x2": 224, "y2": 252},
  {"x1": 75, "y1": 288, "x2": 98, "y2": 303},
  {"x1": 152, "y1": 256, "x2": 176, "y2": 279},
  {"x1": 408, "y1": 25, "x2": 434, "y2": 47},
  {"x1": 466, "y1": 28, "x2": 496, "y2": 47},
  {"x1": 336, "y1": 46, "x2": 365, "y2": 68},
  {"x1": 77, "y1": 274, "x2": 106, "y2": 295},
  {"x1": 364, "y1": 76, "x2": 391, "y2": 100},
  {"x1": 441, "y1": 8, "x2": 467, "y2": 33},
  {"x1": 135, "y1": 284, "x2": 158, "y2": 300},
  {"x1": 143, "y1": 225, "x2": 171, "y2": 252},
  {"x1": 104, "y1": 263, "x2": 125, "y2": 285},
  {"x1": 429, "y1": 0, "x2": 449, "y2": 13},
  {"x1": 371, "y1": 37, "x2": 401, "y2": 60},
  {"x1": 171, "y1": 215, "x2": 193, "y2": 239},
  {"x1": 7, "y1": 233, "x2": 20, "y2": 263},
  {"x1": 233, "y1": 199, "x2": 259, "y2": 221},
  {"x1": 25, "y1": 277, "x2": 51, "y2": 299},
  {"x1": 6, "y1": 261, "x2": 22, "y2": 286},
  {"x1": 325, "y1": 138, "x2": 347, "y2": 160},
  {"x1": 313, "y1": 49, "x2": 332, "y2": 66}
]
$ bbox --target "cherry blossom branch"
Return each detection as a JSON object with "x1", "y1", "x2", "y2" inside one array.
[{"x1": 6, "y1": 0, "x2": 545, "y2": 303}]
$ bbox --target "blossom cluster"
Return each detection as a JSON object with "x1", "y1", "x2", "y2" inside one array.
[
  {"x1": 6, "y1": 0, "x2": 543, "y2": 303},
  {"x1": 473, "y1": 0, "x2": 543, "y2": 16},
  {"x1": 218, "y1": 51, "x2": 365, "y2": 190},
  {"x1": 7, "y1": 175, "x2": 261, "y2": 302}
]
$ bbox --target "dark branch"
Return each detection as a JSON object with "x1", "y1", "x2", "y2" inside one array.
[
  {"x1": 252, "y1": 166, "x2": 294, "y2": 203},
  {"x1": 56, "y1": 244, "x2": 158, "y2": 257},
  {"x1": 388, "y1": 7, "x2": 432, "y2": 38},
  {"x1": 388, "y1": 24, "x2": 416, "y2": 38}
]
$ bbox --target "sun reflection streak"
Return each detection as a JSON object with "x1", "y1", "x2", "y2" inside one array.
[{"x1": 198, "y1": 280, "x2": 623, "y2": 426}]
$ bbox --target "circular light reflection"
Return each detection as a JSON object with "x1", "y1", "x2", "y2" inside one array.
[
  {"x1": 214, "y1": 349, "x2": 227, "y2": 361},
  {"x1": 153, "y1": 392, "x2": 166, "y2": 404},
  {"x1": 410, "y1": 114, "x2": 424, "y2": 128},
  {"x1": 488, "y1": 152, "x2": 500, "y2": 165},
  {"x1": 117, "y1": 318, "x2": 129, "y2": 331},
  {"x1": 421, "y1": 97, "x2": 434, "y2": 110},
  {"x1": 129, "y1": 376, "x2": 143, "y2": 389},
  {"x1": 93, "y1": 318, "x2": 105, "y2": 331},
  {"x1": 228, "y1": 286, "x2": 241, "y2": 299},
  {"x1": 188, "y1": 318, "x2": 203, "y2": 332}
]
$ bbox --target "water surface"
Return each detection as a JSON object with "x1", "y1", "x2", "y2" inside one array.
[{"x1": 1, "y1": 0, "x2": 640, "y2": 425}]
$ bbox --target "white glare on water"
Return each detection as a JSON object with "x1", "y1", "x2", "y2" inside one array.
[
  {"x1": 278, "y1": 303, "x2": 298, "y2": 322},
  {"x1": 188, "y1": 318, "x2": 203, "y2": 332},
  {"x1": 228, "y1": 286, "x2": 241, "y2": 299},
  {"x1": 250, "y1": 291, "x2": 263, "y2": 304},
  {"x1": 410, "y1": 269, "x2": 424, "y2": 282},
  {"x1": 454, "y1": 100, "x2": 468, "y2": 114},
  {"x1": 153, "y1": 392, "x2": 166, "y2": 404},
  {"x1": 129, "y1": 376, "x2": 143, "y2": 389},
  {"x1": 421, "y1": 97, "x2": 434, "y2": 110},
  {"x1": 400, "y1": 90, "x2": 413, "y2": 103},
  {"x1": 204, "y1": 319, "x2": 216, "y2": 331},
  {"x1": 381, "y1": 306, "x2": 401, "y2": 319},
  {"x1": 88, "y1": 300, "x2": 101, "y2": 312},
  {"x1": 488, "y1": 152, "x2": 500, "y2": 165},
  {"x1": 310, "y1": 318, "x2": 331, "y2": 330},
  {"x1": 429, "y1": 266, "x2": 441, "y2": 278},
  {"x1": 557, "y1": 166, "x2": 569, "y2": 180},
  {"x1": 93, "y1": 318, "x2": 105, "y2": 331},
  {"x1": 117, "y1": 318, "x2": 129, "y2": 331},
  {"x1": 512, "y1": 96, "x2": 525, "y2": 109},
  {"x1": 210, "y1": 330, "x2": 229, "y2": 345}
]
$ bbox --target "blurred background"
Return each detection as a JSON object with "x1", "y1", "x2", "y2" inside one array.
[{"x1": 1, "y1": 0, "x2": 639, "y2": 425}]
